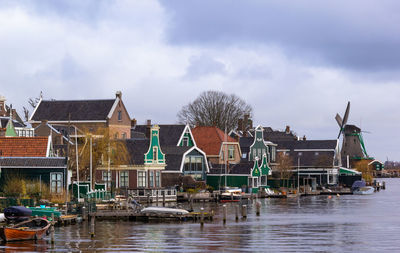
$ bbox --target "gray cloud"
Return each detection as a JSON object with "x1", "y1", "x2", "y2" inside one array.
[
  {"x1": 184, "y1": 54, "x2": 226, "y2": 79},
  {"x1": 161, "y1": 0, "x2": 400, "y2": 71}
]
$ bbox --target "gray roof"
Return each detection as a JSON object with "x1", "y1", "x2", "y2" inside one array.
[
  {"x1": 132, "y1": 124, "x2": 186, "y2": 147},
  {"x1": 275, "y1": 140, "x2": 337, "y2": 150},
  {"x1": 0, "y1": 117, "x2": 25, "y2": 128},
  {"x1": 209, "y1": 161, "x2": 254, "y2": 175},
  {"x1": 125, "y1": 139, "x2": 149, "y2": 165},
  {"x1": 31, "y1": 99, "x2": 115, "y2": 121},
  {"x1": 0, "y1": 157, "x2": 67, "y2": 168},
  {"x1": 163, "y1": 146, "x2": 192, "y2": 171}
]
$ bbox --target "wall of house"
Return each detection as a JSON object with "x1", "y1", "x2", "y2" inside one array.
[
  {"x1": 162, "y1": 172, "x2": 181, "y2": 187},
  {"x1": 218, "y1": 144, "x2": 241, "y2": 164},
  {"x1": 108, "y1": 99, "x2": 131, "y2": 139}
]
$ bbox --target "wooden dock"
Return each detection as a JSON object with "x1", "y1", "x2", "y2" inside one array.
[{"x1": 91, "y1": 210, "x2": 214, "y2": 222}]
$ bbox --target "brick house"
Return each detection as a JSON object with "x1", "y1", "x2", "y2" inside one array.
[{"x1": 29, "y1": 91, "x2": 131, "y2": 139}]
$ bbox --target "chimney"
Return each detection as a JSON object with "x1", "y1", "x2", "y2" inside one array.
[
  {"x1": 116, "y1": 91, "x2": 122, "y2": 99},
  {"x1": 131, "y1": 118, "x2": 137, "y2": 127},
  {"x1": 285, "y1": 125, "x2": 290, "y2": 134},
  {"x1": 303, "y1": 135, "x2": 306, "y2": 141},
  {"x1": 145, "y1": 119, "x2": 151, "y2": 139},
  {"x1": 238, "y1": 118, "x2": 243, "y2": 132},
  {"x1": 0, "y1": 95, "x2": 5, "y2": 116}
]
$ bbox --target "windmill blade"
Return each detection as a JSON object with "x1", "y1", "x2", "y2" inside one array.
[
  {"x1": 337, "y1": 128, "x2": 342, "y2": 139},
  {"x1": 342, "y1": 101, "x2": 350, "y2": 126},
  {"x1": 335, "y1": 113, "x2": 343, "y2": 127}
]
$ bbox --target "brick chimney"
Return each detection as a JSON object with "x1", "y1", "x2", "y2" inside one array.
[
  {"x1": 131, "y1": 118, "x2": 137, "y2": 127},
  {"x1": 0, "y1": 95, "x2": 6, "y2": 117},
  {"x1": 303, "y1": 135, "x2": 306, "y2": 141},
  {"x1": 285, "y1": 125, "x2": 290, "y2": 134},
  {"x1": 145, "y1": 119, "x2": 151, "y2": 138},
  {"x1": 238, "y1": 118, "x2": 243, "y2": 132}
]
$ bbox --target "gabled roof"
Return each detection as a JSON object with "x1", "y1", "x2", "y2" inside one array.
[
  {"x1": 0, "y1": 117, "x2": 25, "y2": 128},
  {"x1": 125, "y1": 139, "x2": 149, "y2": 165},
  {"x1": 30, "y1": 99, "x2": 116, "y2": 122},
  {"x1": 0, "y1": 157, "x2": 67, "y2": 168},
  {"x1": 132, "y1": 124, "x2": 186, "y2": 147},
  {"x1": 0, "y1": 137, "x2": 50, "y2": 157},
  {"x1": 163, "y1": 146, "x2": 192, "y2": 171},
  {"x1": 192, "y1": 126, "x2": 237, "y2": 156}
]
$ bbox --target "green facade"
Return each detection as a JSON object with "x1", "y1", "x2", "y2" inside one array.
[
  {"x1": 5, "y1": 119, "x2": 17, "y2": 137},
  {"x1": 252, "y1": 161, "x2": 261, "y2": 177},
  {"x1": 206, "y1": 175, "x2": 248, "y2": 190},
  {"x1": 144, "y1": 125, "x2": 166, "y2": 164},
  {"x1": 178, "y1": 128, "x2": 195, "y2": 147},
  {"x1": 260, "y1": 155, "x2": 270, "y2": 175}
]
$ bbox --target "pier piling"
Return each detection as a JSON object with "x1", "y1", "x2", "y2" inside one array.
[
  {"x1": 242, "y1": 205, "x2": 247, "y2": 219},
  {"x1": 90, "y1": 214, "x2": 95, "y2": 239},
  {"x1": 200, "y1": 207, "x2": 204, "y2": 226},
  {"x1": 162, "y1": 191, "x2": 166, "y2": 207},
  {"x1": 223, "y1": 205, "x2": 227, "y2": 224},
  {"x1": 50, "y1": 213, "x2": 55, "y2": 245},
  {"x1": 256, "y1": 201, "x2": 261, "y2": 216},
  {"x1": 235, "y1": 205, "x2": 239, "y2": 221}
]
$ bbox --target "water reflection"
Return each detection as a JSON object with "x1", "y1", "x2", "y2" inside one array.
[{"x1": 2, "y1": 179, "x2": 400, "y2": 252}]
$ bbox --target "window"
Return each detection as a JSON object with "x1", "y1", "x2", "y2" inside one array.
[
  {"x1": 114, "y1": 133, "x2": 119, "y2": 139},
  {"x1": 315, "y1": 152, "x2": 319, "y2": 156},
  {"x1": 228, "y1": 145, "x2": 235, "y2": 160},
  {"x1": 155, "y1": 171, "x2": 161, "y2": 187},
  {"x1": 120, "y1": 171, "x2": 129, "y2": 187},
  {"x1": 253, "y1": 178, "x2": 258, "y2": 187},
  {"x1": 242, "y1": 153, "x2": 247, "y2": 159},
  {"x1": 50, "y1": 172, "x2": 63, "y2": 193},
  {"x1": 182, "y1": 137, "x2": 189, "y2": 146},
  {"x1": 149, "y1": 171, "x2": 154, "y2": 187},
  {"x1": 183, "y1": 156, "x2": 203, "y2": 173},
  {"x1": 261, "y1": 176, "x2": 267, "y2": 185},
  {"x1": 118, "y1": 110, "x2": 122, "y2": 121},
  {"x1": 102, "y1": 171, "x2": 111, "y2": 188},
  {"x1": 298, "y1": 152, "x2": 303, "y2": 156},
  {"x1": 138, "y1": 171, "x2": 147, "y2": 187},
  {"x1": 122, "y1": 133, "x2": 126, "y2": 139},
  {"x1": 271, "y1": 147, "x2": 276, "y2": 161},
  {"x1": 153, "y1": 147, "x2": 158, "y2": 161}
]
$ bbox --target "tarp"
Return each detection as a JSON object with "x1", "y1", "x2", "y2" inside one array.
[{"x1": 351, "y1": 180, "x2": 366, "y2": 189}]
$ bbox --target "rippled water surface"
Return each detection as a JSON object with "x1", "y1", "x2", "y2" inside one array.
[{"x1": 1, "y1": 178, "x2": 400, "y2": 252}]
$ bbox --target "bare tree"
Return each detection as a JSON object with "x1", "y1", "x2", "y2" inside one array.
[
  {"x1": 23, "y1": 91, "x2": 43, "y2": 121},
  {"x1": 177, "y1": 90, "x2": 252, "y2": 131},
  {"x1": 276, "y1": 152, "x2": 294, "y2": 188}
]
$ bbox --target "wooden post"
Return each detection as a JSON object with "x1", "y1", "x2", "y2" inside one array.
[
  {"x1": 200, "y1": 207, "x2": 204, "y2": 226},
  {"x1": 235, "y1": 205, "x2": 239, "y2": 221},
  {"x1": 162, "y1": 191, "x2": 166, "y2": 207},
  {"x1": 231, "y1": 192, "x2": 233, "y2": 201},
  {"x1": 82, "y1": 206, "x2": 87, "y2": 221},
  {"x1": 382, "y1": 181, "x2": 386, "y2": 190},
  {"x1": 241, "y1": 205, "x2": 247, "y2": 218},
  {"x1": 90, "y1": 214, "x2": 95, "y2": 239},
  {"x1": 190, "y1": 195, "x2": 193, "y2": 211},
  {"x1": 147, "y1": 192, "x2": 151, "y2": 204},
  {"x1": 256, "y1": 201, "x2": 261, "y2": 216},
  {"x1": 156, "y1": 190, "x2": 159, "y2": 207},
  {"x1": 223, "y1": 204, "x2": 227, "y2": 224},
  {"x1": 50, "y1": 213, "x2": 55, "y2": 244}
]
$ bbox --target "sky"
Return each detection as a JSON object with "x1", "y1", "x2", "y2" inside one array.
[{"x1": 1, "y1": 0, "x2": 399, "y2": 161}]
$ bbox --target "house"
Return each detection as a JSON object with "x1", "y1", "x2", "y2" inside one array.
[
  {"x1": 29, "y1": 91, "x2": 131, "y2": 139},
  {"x1": 0, "y1": 95, "x2": 34, "y2": 137},
  {"x1": 96, "y1": 125, "x2": 166, "y2": 193},
  {"x1": 131, "y1": 123, "x2": 209, "y2": 187},
  {"x1": 207, "y1": 126, "x2": 273, "y2": 193},
  {"x1": 0, "y1": 136, "x2": 67, "y2": 194},
  {"x1": 191, "y1": 126, "x2": 241, "y2": 167},
  {"x1": 274, "y1": 139, "x2": 339, "y2": 188}
]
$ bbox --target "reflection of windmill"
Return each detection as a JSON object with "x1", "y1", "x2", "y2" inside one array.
[{"x1": 335, "y1": 102, "x2": 371, "y2": 167}]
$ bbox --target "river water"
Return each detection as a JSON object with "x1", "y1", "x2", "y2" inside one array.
[{"x1": 1, "y1": 178, "x2": 400, "y2": 252}]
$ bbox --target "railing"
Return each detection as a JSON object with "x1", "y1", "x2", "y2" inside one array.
[
  {"x1": 128, "y1": 188, "x2": 177, "y2": 202},
  {"x1": 86, "y1": 189, "x2": 113, "y2": 201}
]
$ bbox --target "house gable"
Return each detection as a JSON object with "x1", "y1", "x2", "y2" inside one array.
[
  {"x1": 177, "y1": 125, "x2": 196, "y2": 147},
  {"x1": 144, "y1": 125, "x2": 166, "y2": 164},
  {"x1": 249, "y1": 125, "x2": 269, "y2": 161}
]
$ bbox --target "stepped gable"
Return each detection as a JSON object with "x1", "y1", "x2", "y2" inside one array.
[
  {"x1": 31, "y1": 99, "x2": 115, "y2": 121},
  {"x1": 0, "y1": 137, "x2": 49, "y2": 157}
]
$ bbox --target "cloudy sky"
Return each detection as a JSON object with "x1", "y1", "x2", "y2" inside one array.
[{"x1": 1, "y1": 0, "x2": 399, "y2": 161}]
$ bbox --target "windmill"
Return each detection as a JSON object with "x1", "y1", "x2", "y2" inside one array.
[{"x1": 335, "y1": 102, "x2": 371, "y2": 168}]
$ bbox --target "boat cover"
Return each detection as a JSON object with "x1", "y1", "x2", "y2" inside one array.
[
  {"x1": 351, "y1": 180, "x2": 366, "y2": 190},
  {"x1": 4, "y1": 206, "x2": 32, "y2": 221}
]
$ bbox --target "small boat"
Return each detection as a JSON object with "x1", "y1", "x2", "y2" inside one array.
[
  {"x1": 0, "y1": 218, "x2": 51, "y2": 242},
  {"x1": 353, "y1": 186, "x2": 374, "y2": 195},
  {"x1": 140, "y1": 207, "x2": 189, "y2": 215},
  {"x1": 4, "y1": 206, "x2": 32, "y2": 223},
  {"x1": 219, "y1": 187, "x2": 242, "y2": 203}
]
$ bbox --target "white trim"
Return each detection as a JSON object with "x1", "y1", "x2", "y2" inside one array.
[
  {"x1": 45, "y1": 123, "x2": 74, "y2": 145},
  {"x1": 46, "y1": 136, "x2": 52, "y2": 157},
  {"x1": 176, "y1": 124, "x2": 197, "y2": 147},
  {"x1": 179, "y1": 146, "x2": 210, "y2": 173},
  {"x1": 368, "y1": 159, "x2": 383, "y2": 166},
  {"x1": 107, "y1": 97, "x2": 119, "y2": 119},
  {"x1": 277, "y1": 149, "x2": 290, "y2": 152},
  {"x1": 28, "y1": 97, "x2": 42, "y2": 121}
]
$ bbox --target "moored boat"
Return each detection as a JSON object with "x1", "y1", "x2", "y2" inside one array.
[
  {"x1": 0, "y1": 218, "x2": 51, "y2": 242},
  {"x1": 140, "y1": 207, "x2": 189, "y2": 215},
  {"x1": 219, "y1": 187, "x2": 242, "y2": 203},
  {"x1": 4, "y1": 206, "x2": 32, "y2": 223},
  {"x1": 353, "y1": 186, "x2": 374, "y2": 195}
]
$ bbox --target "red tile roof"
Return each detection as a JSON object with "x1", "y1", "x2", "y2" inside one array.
[
  {"x1": 192, "y1": 126, "x2": 237, "y2": 156},
  {"x1": 0, "y1": 137, "x2": 49, "y2": 157}
]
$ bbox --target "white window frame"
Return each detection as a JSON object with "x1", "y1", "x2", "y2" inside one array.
[
  {"x1": 228, "y1": 145, "x2": 235, "y2": 160},
  {"x1": 50, "y1": 172, "x2": 63, "y2": 194},
  {"x1": 138, "y1": 171, "x2": 147, "y2": 188},
  {"x1": 120, "y1": 171, "x2": 129, "y2": 188}
]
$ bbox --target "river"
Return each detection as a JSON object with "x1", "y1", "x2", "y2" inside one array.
[{"x1": 1, "y1": 178, "x2": 400, "y2": 252}]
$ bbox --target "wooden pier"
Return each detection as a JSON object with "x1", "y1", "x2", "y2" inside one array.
[{"x1": 90, "y1": 210, "x2": 214, "y2": 222}]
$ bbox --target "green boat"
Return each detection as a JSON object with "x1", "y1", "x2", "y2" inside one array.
[{"x1": 28, "y1": 207, "x2": 62, "y2": 219}]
